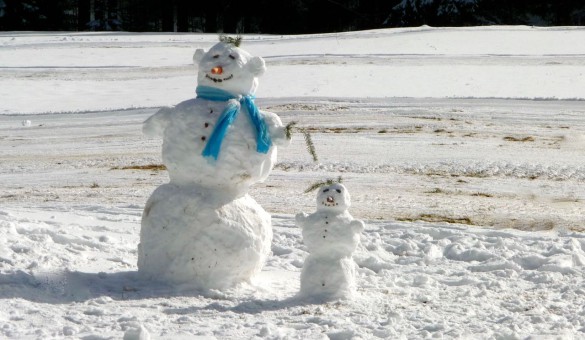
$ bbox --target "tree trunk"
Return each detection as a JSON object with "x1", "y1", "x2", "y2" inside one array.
[
  {"x1": 89, "y1": 0, "x2": 95, "y2": 22},
  {"x1": 173, "y1": 3, "x2": 178, "y2": 32}
]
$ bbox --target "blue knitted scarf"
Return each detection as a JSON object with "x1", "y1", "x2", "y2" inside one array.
[{"x1": 195, "y1": 85, "x2": 271, "y2": 160}]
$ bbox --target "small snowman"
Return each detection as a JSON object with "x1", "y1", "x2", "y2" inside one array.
[
  {"x1": 138, "y1": 36, "x2": 289, "y2": 290},
  {"x1": 295, "y1": 179, "x2": 365, "y2": 301}
]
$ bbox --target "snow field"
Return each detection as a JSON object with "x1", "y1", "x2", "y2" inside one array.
[
  {"x1": 0, "y1": 27, "x2": 584, "y2": 338},
  {"x1": 1, "y1": 95, "x2": 584, "y2": 338},
  {"x1": 2, "y1": 26, "x2": 585, "y2": 114},
  {"x1": 0, "y1": 208, "x2": 584, "y2": 338}
]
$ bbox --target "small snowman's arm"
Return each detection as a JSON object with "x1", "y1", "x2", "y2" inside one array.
[
  {"x1": 143, "y1": 106, "x2": 173, "y2": 138},
  {"x1": 261, "y1": 110, "x2": 291, "y2": 148},
  {"x1": 350, "y1": 219, "x2": 365, "y2": 233},
  {"x1": 295, "y1": 212, "x2": 309, "y2": 228}
]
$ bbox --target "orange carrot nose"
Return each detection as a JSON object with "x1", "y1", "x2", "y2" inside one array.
[{"x1": 211, "y1": 66, "x2": 223, "y2": 75}]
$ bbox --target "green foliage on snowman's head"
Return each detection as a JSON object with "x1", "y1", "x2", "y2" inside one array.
[
  {"x1": 304, "y1": 176, "x2": 343, "y2": 194},
  {"x1": 219, "y1": 35, "x2": 243, "y2": 47}
]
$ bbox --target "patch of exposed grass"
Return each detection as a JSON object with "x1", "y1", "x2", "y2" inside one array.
[
  {"x1": 397, "y1": 214, "x2": 473, "y2": 225},
  {"x1": 503, "y1": 136, "x2": 535, "y2": 142},
  {"x1": 569, "y1": 226, "x2": 585, "y2": 232},
  {"x1": 471, "y1": 192, "x2": 493, "y2": 198},
  {"x1": 409, "y1": 116, "x2": 442, "y2": 121},
  {"x1": 303, "y1": 127, "x2": 372, "y2": 134},
  {"x1": 111, "y1": 164, "x2": 167, "y2": 171},
  {"x1": 265, "y1": 103, "x2": 351, "y2": 112},
  {"x1": 552, "y1": 197, "x2": 581, "y2": 203}
]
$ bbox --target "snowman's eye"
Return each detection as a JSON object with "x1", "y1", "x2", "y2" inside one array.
[
  {"x1": 229, "y1": 55, "x2": 236, "y2": 60},
  {"x1": 323, "y1": 189, "x2": 329, "y2": 193},
  {"x1": 336, "y1": 189, "x2": 342, "y2": 193},
  {"x1": 213, "y1": 55, "x2": 220, "y2": 59}
]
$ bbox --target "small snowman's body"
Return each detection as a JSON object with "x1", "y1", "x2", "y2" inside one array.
[
  {"x1": 296, "y1": 183, "x2": 365, "y2": 300},
  {"x1": 138, "y1": 40, "x2": 288, "y2": 290}
]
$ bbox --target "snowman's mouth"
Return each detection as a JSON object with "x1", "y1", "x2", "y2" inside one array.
[
  {"x1": 322, "y1": 196, "x2": 339, "y2": 207},
  {"x1": 205, "y1": 74, "x2": 234, "y2": 83}
]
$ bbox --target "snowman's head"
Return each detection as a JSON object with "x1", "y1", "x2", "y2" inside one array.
[
  {"x1": 193, "y1": 40, "x2": 266, "y2": 96},
  {"x1": 315, "y1": 183, "x2": 351, "y2": 213}
]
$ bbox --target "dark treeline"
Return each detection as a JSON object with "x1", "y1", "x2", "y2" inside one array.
[{"x1": 0, "y1": 0, "x2": 584, "y2": 33}]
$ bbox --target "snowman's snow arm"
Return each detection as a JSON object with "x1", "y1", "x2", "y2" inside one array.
[
  {"x1": 260, "y1": 110, "x2": 290, "y2": 148},
  {"x1": 350, "y1": 219, "x2": 365, "y2": 233},
  {"x1": 295, "y1": 212, "x2": 309, "y2": 227},
  {"x1": 246, "y1": 56, "x2": 266, "y2": 77},
  {"x1": 143, "y1": 106, "x2": 173, "y2": 138}
]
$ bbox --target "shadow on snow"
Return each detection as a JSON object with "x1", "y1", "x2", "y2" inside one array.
[{"x1": 0, "y1": 270, "x2": 312, "y2": 313}]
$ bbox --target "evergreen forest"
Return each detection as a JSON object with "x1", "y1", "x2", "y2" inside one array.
[{"x1": 1, "y1": 0, "x2": 584, "y2": 33}]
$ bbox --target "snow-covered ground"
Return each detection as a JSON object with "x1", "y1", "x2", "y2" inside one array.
[{"x1": 0, "y1": 26, "x2": 584, "y2": 339}]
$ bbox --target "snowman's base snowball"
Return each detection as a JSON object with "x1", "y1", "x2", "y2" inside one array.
[
  {"x1": 299, "y1": 255, "x2": 356, "y2": 301},
  {"x1": 138, "y1": 183, "x2": 272, "y2": 290}
]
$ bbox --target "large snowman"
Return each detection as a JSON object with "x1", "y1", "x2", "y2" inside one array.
[
  {"x1": 138, "y1": 37, "x2": 289, "y2": 290},
  {"x1": 296, "y1": 183, "x2": 365, "y2": 300}
]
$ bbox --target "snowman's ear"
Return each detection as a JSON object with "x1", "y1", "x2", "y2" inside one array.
[
  {"x1": 247, "y1": 56, "x2": 266, "y2": 76},
  {"x1": 193, "y1": 49, "x2": 206, "y2": 65}
]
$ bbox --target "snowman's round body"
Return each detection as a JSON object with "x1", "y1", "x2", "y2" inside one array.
[
  {"x1": 138, "y1": 184, "x2": 272, "y2": 289},
  {"x1": 138, "y1": 40, "x2": 288, "y2": 290},
  {"x1": 144, "y1": 97, "x2": 284, "y2": 192},
  {"x1": 296, "y1": 184, "x2": 365, "y2": 300}
]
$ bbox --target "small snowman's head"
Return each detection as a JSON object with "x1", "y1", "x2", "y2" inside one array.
[
  {"x1": 193, "y1": 37, "x2": 266, "y2": 96},
  {"x1": 316, "y1": 183, "x2": 351, "y2": 213}
]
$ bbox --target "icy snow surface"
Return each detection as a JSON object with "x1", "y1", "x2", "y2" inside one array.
[{"x1": 0, "y1": 27, "x2": 584, "y2": 338}]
